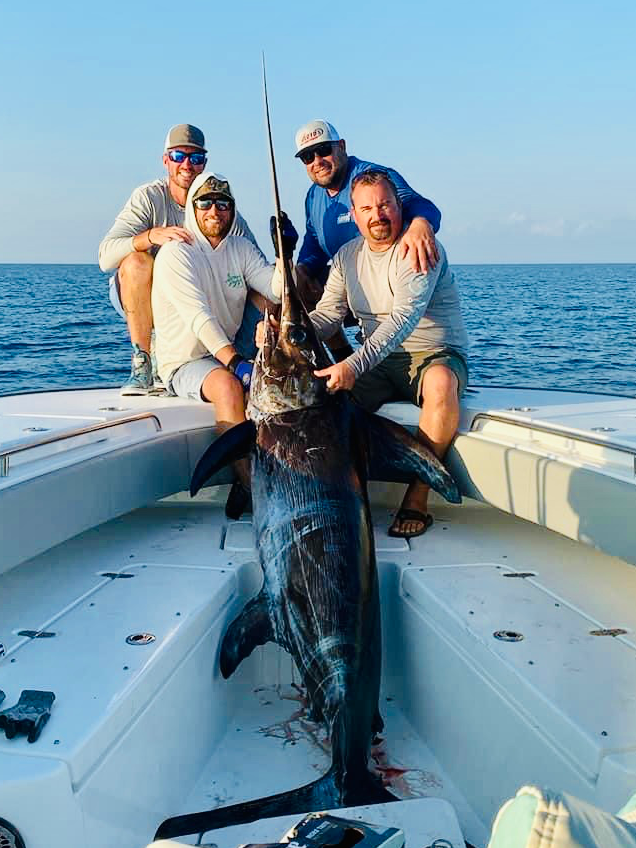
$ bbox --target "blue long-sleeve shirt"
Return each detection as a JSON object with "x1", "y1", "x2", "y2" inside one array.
[{"x1": 297, "y1": 156, "x2": 441, "y2": 275}]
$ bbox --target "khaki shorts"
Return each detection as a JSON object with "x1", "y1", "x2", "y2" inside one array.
[
  {"x1": 351, "y1": 348, "x2": 468, "y2": 413},
  {"x1": 167, "y1": 300, "x2": 262, "y2": 402}
]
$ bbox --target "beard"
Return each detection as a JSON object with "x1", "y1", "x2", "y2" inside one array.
[
  {"x1": 367, "y1": 219, "x2": 392, "y2": 241},
  {"x1": 310, "y1": 157, "x2": 347, "y2": 190},
  {"x1": 199, "y1": 218, "x2": 231, "y2": 240}
]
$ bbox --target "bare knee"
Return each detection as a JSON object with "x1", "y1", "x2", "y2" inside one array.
[
  {"x1": 119, "y1": 252, "x2": 154, "y2": 293},
  {"x1": 201, "y1": 368, "x2": 246, "y2": 420},
  {"x1": 421, "y1": 365, "x2": 459, "y2": 409}
]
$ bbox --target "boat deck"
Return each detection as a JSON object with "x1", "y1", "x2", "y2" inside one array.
[
  {"x1": 3, "y1": 482, "x2": 636, "y2": 847},
  {"x1": 2, "y1": 384, "x2": 636, "y2": 848}
]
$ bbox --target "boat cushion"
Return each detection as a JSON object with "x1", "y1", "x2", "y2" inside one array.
[{"x1": 488, "y1": 785, "x2": 636, "y2": 848}]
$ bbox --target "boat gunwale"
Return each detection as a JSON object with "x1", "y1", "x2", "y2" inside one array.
[
  {"x1": 471, "y1": 412, "x2": 636, "y2": 464},
  {"x1": 0, "y1": 411, "x2": 162, "y2": 477}
]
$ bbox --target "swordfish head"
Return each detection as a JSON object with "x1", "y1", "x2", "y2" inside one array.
[{"x1": 247, "y1": 262, "x2": 333, "y2": 423}]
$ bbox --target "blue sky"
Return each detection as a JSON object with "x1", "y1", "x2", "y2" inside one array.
[{"x1": 1, "y1": 0, "x2": 634, "y2": 264}]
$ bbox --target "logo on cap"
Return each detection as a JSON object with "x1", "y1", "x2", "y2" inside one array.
[
  {"x1": 193, "y1": 174, "x2": 233, "y2": 202},
  {"x1": 300, "y1": 127, "x2": 325, "y2": 145}
]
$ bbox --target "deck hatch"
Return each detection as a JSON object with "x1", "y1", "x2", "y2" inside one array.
[{"x1": 400, "y1": 562, "x2": 636, "y2": 778}]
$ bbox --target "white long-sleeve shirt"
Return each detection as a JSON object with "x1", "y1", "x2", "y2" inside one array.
[
  {"x1": 152, "y1": 236, "x2": 279, "y2": 383},
  {"x1": 151, "y1": 172, "x2": 279, "y2": 384},
  {"x1": 310, "y1": 236, "x2": 468, "y2": 379}
]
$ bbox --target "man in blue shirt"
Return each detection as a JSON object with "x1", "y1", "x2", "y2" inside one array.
[{"x1": 294, "y1": 119, "x2": 441, "y2": 358}]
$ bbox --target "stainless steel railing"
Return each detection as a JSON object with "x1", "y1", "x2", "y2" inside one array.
[{"x1": 0, "y1": 412, "x2": 162, "y2": 478}]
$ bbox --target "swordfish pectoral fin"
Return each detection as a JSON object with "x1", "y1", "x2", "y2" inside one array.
[
  {"x1": 360, "y1": 410, "x2": 462, "y2": 504},
  {"x1": 190, "y1": 419, "x2": 256, "y2": 496},
  {"x1": 220, "y1": 589, "x2": 275, "y2": 678}
]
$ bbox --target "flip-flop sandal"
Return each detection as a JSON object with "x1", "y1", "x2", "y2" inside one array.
[
  {"x1": 225, "y1": 481, "x2": 252, "y2": 520},
  {"x1": 388, "y1": 509, "x2": 434, "y2": 539}
]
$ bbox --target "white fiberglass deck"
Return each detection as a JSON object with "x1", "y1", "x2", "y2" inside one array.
[
  {"x1": 3, "y1": 483, "x2": 636, "y2": 848},
  {"x1": 2, "y1": 383, "x2": 636, "y2": 848}
]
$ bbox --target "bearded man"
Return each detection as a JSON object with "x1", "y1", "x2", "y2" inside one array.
[
  {"x1": 309, "y1": 170, "x2": 468, "y2": 539},
  {"x1": 293, "y1": 119, "x2": 442, "y2": 361}
]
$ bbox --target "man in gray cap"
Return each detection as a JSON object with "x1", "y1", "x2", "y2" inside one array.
[
  {"x1": 99, "y1": 124, "x2": 261, "y2": 395},
  {"x1": 294, "y1": 119, "x2": 442, "y2": 361}
]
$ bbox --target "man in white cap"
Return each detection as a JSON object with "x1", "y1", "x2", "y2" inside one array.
[
  {"x1": 99, "y1": 124, "x2": 261, "y2": 395},
  {"x1": 294, "y1": 119, "x2": 441, "y2": 361}
]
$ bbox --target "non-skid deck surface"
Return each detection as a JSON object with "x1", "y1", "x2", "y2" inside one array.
[
  {"x1": 5, "y1": 489, "x2": 636, "y2": 848},
  {"x1": 166, "y1": 670, "x2": 476, "y2": 847}
]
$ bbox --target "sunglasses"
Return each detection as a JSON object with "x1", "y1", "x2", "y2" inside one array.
[
  {"x1": 298, "y1": 142, "x2": 335, "y2": 165},
  {"x1": 193, "y1": 197, "x2": 233, "y2": 211},
  {"x1": 167, "y1": 150, "x2": 207, "y2": 166}
]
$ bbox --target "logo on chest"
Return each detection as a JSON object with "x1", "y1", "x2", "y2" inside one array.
[
  {"x1": 337, "y1": 212, "x2": 351, "y2": 225},
  {"x1": 226, "y1": 273, "x2": 245, "y2": 288}
]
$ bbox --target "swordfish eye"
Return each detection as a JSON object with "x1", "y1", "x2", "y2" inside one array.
[{"x1": 288, "y1": 326, "x2": 307, "y2": 345}]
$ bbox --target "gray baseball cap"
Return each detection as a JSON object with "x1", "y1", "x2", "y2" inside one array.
[
  {"x1": 294, "y1": 119, "x2": 341, "y2": 157},
  {"x1": 164, "y1": 124, "x2": 206, "y2": 152},
  {"x1": 192, "y1": 174, "x2": 234, "y2": 203}
]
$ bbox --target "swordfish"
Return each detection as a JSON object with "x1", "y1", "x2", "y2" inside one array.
[{"x1": 154, "y1": 268, "x2": 461, "y2": 841}]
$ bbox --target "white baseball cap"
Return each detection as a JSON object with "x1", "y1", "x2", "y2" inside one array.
[{"x1": 294, "y1": 119, "x2": 341, "y2": 157}]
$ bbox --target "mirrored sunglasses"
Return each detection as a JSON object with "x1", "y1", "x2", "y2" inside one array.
[
  {"x1": 193, "y1": 197, "x2": 233, "y2": 212},
  {"x1": 298, "y1": 142, "x2": 335, "y2": 165},
  {"x1": 168, "y1": 150, "x2": 207, "y2": 166}
]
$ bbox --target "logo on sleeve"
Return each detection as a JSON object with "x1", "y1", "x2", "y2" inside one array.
[{"x1": 226, "y1": 273, "x2": 245, "y2": 288}]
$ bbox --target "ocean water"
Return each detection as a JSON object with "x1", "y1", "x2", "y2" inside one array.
[{"x1": 0, "y1": 263, "x2": 634, "y2": 397}]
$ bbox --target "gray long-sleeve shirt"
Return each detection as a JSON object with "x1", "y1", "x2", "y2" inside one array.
[
  {"x1": 309, "y1": 235, "x2": 468, "y2": 379},
  {"x1": 98, "y1": 178, "x2": 260, "y2": 272}
]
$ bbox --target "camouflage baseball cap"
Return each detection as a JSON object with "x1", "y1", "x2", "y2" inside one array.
[{"x1": 192, "y1": 174, "x2": 234, "y2": 203}]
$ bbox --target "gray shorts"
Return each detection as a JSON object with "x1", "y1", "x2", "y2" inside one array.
[
  {"x1": 168, "y1": 299, "x2": 262, "y2": 402},
  {"x1": 108, "y1": 272, "x2": 126, "y2": 320},
  {"x1": 352, "y1": 348, "x2": 469, "y2": 412}
]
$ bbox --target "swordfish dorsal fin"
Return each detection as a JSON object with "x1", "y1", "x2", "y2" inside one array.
[
  {"x1": 190, "y1": 419, "x2": 256, "y2": 496},
  {"x1": 358, "y1": 409, "x2": 462, "y2": 504},
  {"x1": 220, "y1": 589, "x2": 275, "y2": 678}
]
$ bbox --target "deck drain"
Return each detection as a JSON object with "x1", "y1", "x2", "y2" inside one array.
[
  {"x1": 0, "y1": 818, "x2": 26, "y2": 848},
  {"x1": 506, "y1": 407, "x2": 536, "y2": 412},
  {"x1": 494, "y1": 630, "x2": 524, "y2": 642},
  {"x1": 22, "y1": 426, "x2": 50, "y2": 432},
  {"x1": 101, "y1": 572, "x2": 135, "y2": 579},
  {"x1": 590, "y1": 628, "x2": 627, "y2": 637},
  {"x1": 591, "y1": 426, "x2": 617, "y2": 432},
  {"x1": 98, "y1": 406, "x2": 130, "y2": 412},
  {"x1": 17, "y1": 630, "x2": 56, "y2": 639},
  {"x1": 503, "y1": 572, "x2": 536, "y2": 578},
  {"x1": 126, "y1": 633, "x2": 156, "y2": 646}
]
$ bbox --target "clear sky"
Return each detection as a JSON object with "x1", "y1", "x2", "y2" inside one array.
[{"x1": 1, "y1": 0, "x2": 634, "y2": 264}]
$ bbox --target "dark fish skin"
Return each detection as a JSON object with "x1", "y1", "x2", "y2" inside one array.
[
  {"x1": 155, "y1": 265, "x2": 461, "y2": 841},
  {"x1": 227, "y1": 399, "x2": 382, "y2": 774}
]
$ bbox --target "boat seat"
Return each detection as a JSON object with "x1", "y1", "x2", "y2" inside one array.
[
  {"x1": 391, "y1": 559, "x2": 636, "y2": 825},
  {"x1": 0, "y1": 509, "x2": 249, "y2": 848}
]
